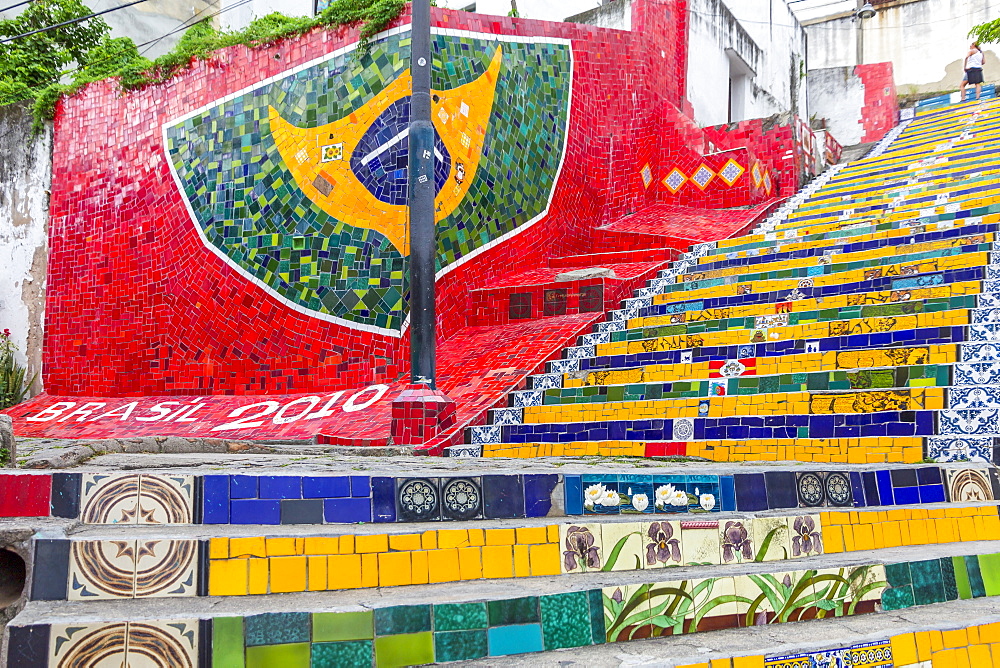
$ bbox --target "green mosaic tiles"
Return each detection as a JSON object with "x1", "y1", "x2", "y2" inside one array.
[{"x1": 164, "y1": 31, "x2": 570, "y2": 332}]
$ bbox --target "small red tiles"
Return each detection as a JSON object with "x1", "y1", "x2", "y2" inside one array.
[
  {"x1": 390, "y1": 385, "x2": 457, "y2": 445},
  {"x1": 22, "y1": 0, "x2": 833, "y2": 445},
  {"x1": 0, "y1": 474, "x2": 51, "y2": 517},
  {"x1": 856, "y1": 62, "x2": 899, "y2": 143}
]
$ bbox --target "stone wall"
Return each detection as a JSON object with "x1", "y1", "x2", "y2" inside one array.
[{"x1": 0, "y1": 103, "x2": 50, "y2": 397}]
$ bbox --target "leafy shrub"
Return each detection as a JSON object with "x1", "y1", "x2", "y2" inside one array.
[{"x1": 0, "y1": 330, "x2": 34, "y2": 410}]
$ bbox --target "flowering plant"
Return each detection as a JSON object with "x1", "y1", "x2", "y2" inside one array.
[{"x1": 0, "y1": 329, "x2": 34, "y2": 410}]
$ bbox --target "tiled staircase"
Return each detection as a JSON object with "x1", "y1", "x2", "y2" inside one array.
[
  {"x1": 7, "y1": 100, "x2": 1000, "y2": 668},
  {"x1": 468, "y1": 99, "x2": 1000, "y2": 466}
]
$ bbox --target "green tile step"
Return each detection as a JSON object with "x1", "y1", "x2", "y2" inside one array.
[{"x1": 8, "y1": 539, "x2": 1000, "y2": 667}]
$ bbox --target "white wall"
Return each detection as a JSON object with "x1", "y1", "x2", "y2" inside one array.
[
  {"x1": 802, "y1": 0, "x2": 1000, "y2": 95},
  {"x1": 808, "y1": 65, "x2": 867, "y2": 145},
  {"x1": 220, "y1": 0, "x2": 313, "y2": 31},
  {"x1": 0, "y1": 103, "x2": 50, "y2": 397},
  {"x1": 0, "y1": 0, "x2": 213, "y2": 59},
  {"x1": 436, "y1": 0, "x2": 604, "y2": 21},
  {"x1": 686, "y1": 0, "x2": 808, "y2": 127}
]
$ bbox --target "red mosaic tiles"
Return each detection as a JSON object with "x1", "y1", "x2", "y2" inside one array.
[
  {"x1": 390, "y1": 385, "x2": 457, "y2": 445},
  {"x1": 0, "y1": 474, "x2": 51, "y2": 517},
  {"x1": 19, "y1": 0, "x2": 823, "y2": 444},
  {"x1": 856, "y1": 62, "x2": 900, "y2": 143}
]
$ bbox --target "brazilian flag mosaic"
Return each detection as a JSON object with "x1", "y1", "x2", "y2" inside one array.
[{"x1": 163, "y1": 31, "x2": 572, "y2": 334}]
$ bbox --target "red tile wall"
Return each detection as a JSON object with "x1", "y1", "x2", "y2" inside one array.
[
  {"x1": 41, "y1": 0, "x2": 808, "y2": 400},
  {"x1": 856, "y1": 62, "x2": 899, "y2": 143}
]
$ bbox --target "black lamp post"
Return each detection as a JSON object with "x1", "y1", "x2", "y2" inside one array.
[{"x1": 408, "y1": 0, "x2": 437, "y2": 388}]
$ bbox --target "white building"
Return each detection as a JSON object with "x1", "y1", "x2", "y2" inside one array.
[{"x1": 792, "y1": 0, "x2": 999, "y2": 97}]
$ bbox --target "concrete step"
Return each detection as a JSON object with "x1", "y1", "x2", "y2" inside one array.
[{"x1": 7, "y1": 539, "x2": 1000, "y2": 666}]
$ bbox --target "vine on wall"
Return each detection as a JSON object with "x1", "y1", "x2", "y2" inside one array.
[{"x1": 0, "y1": 0, "x2": 406, "y2": 131}]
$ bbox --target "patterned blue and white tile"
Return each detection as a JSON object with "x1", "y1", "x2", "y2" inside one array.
[
  {"x1": 926, "y1": 436, "x2": 993, "y2": 463},
  {"x1": 491, "y1": 408, "x2": 524, "y2": 426}
]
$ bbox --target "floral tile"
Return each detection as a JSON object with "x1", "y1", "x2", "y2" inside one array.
[
  {"x1": 619, "y1": 475, "x2": 654, "y2": 514},
  {"x1": 640, "y1": 521, "x2": 683, "y2": 569},
  {"x1": 719, "y1": 518, "x2": 755, "y2": 565},
  {"x1": 581, "y1": 476, "x2": 620, "y2": 515},
  {"x1": 679, "y1": 520, "x2": 721, "y2": 566},
  {"x1": 750, "y1": 515, "x2": 792, "y2": 562},
  {"x1": 560, "y1": 523, "x2": 603, "y2": 574},
  {"x1": 651, "y1": 476, "x2": 689, "y2": 514},
  {"x1": 734, "y1": 572, "x2": 780, "y2": 626},
  {"x1": 645, "y1": 578, "x2": 693, "y2": 637},
  {"x1": 686, "y1": 476, "x2": 721, "y2": 513},
  {"x1": 599, "y1": 522, "x2": 644, "y2": 572},
  {"x1": 787, "y1": 514, "x2": 823, "y2": 558},
  {"x1": 685, "y1": 576, "x2": 742, "y2": 632},
  {"x1": 602, "y1": 584, "x2": 650, "y2": 643},
  {"x1": 137, "y1": 475, "x2": 195, "y2": 524}
]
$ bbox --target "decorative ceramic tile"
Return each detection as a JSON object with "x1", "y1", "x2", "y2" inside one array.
[
  {"x1": 396, "y1": 478, "x2": 440, "y2": 522},
  {"x1": 948, "y1": 387, "x2": 1000, "y2": 410},
  {"x1": 686, "y1": 576, "x2": 740, "y2": 632},
  {"x1": 928, "y1": 436, "x2": 994, "y2": 463},
  {"x1": 719, "y1": 519, "x2": 754, "y2": 564},
  {"x1": 787, "y1": 514, "x2": 823, "y2": 558},
  {"x1": 559, "y1": 523, "x2": 603, "y2": 574},
  {"x1": 960, "y1": 342, "x2": 1000, "y2": 362},
  {"x1": 68, "y1": 540, "x2": 137, "y2": 600},
  {"x1": 126, "y1": 620, "x2": 199, "y2": 667},
  {"x1": 671, "y1": 418, "x2": 694, "y2": 441},
  {"x1": 795, "y1": 472, "x2": 826, "y2": 508},
  {"x1": 79, "y1": 474, "x2": 141, "y2": 524},
  {"x1": 133, "y1": 539, "x2": 198, "y2": 599},
  {"x1": 969, "y1": 323, "x2": 1000, "y2": 342},
  {"x1": 652, "y1": 476, "x2": 690, "y2": 514},
  {"x1": 619, "y1": 475, "x2": 654, "y2": 515},
  {"x1": 680, "y1": 521, "x2": 721, "y2": 566},
  {"x1": 137, "y1": 475, "x2": 195, "y2": 524},
  {"x1": 512, "y1": 391, "x2": 543, "y2": 408},
  {"x1": 446, "y1": 444, "x2": 482, "y2": 458},
  {"x1": 640, "y1": 520, "x2": 683, "y2": 569},
  {"x1": 440, "y1": 477, "x2": 483, "y2": 521},
  {"x1": 824, "y1": 472, "x2": 853, "y2": 507},
  {"x1": 548, "y1": 359, "x2": 579, "y2": 374},
  {"x1": 954, "y1": 362, "x2": 1000, "y2": 385},
  {"x1": 939, "y1": 409, "x2": 1000, "y2": 435},
  {"x1": 946, "y1": 468, "x2": 995, "y2": 501},
  {"x1": 49, "y1": 622, "x2": 128, "y2": 666},
  {"x1": 531, "y1": 374, "x2": 562, "y2": 390},
  {"x1": 599, "y1": 522, "x2": 644, "y2": 572},
  {"x1": 582, "y1": 476, "x2": 620, "y2": 515},
  {"x1": 750, "y1": 516, "x2": 791, "y2": 562},
  {"x1": 602, "y1": 583, "x2": 650, "y2": 642},
  {"x1": 470, "y1": 425, "x2": 502, "y2": 445},
  {"x1": 491, "y1": 408, "x2": 523, "y2": 426}
]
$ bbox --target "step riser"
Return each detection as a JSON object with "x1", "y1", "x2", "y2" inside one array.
[{"x1": 9, "y1": 547, "x2": 1000, "y2": 666}]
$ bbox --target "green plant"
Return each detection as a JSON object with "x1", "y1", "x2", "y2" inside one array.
[
  {"x1": 970, "y1": 19, "x2": 1000, "y2": 44},
  {"x1": 4, "y1": 0, "x2": 407, "y2": 131},
  {"x1": 0, "y1": 329, "x2": 35, "y2": 409},
  {"x1": 0, "y1": 0, "x2": 110, "y2": 105}
]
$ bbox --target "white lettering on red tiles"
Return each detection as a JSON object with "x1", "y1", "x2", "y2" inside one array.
[{"x1": 21, "y1": 383, "x2": 391, "y2": 430}]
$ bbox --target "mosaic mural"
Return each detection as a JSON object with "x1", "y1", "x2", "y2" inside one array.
[{"x1": 164, "y1": 30, "x2": 571, "y2": 334}]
